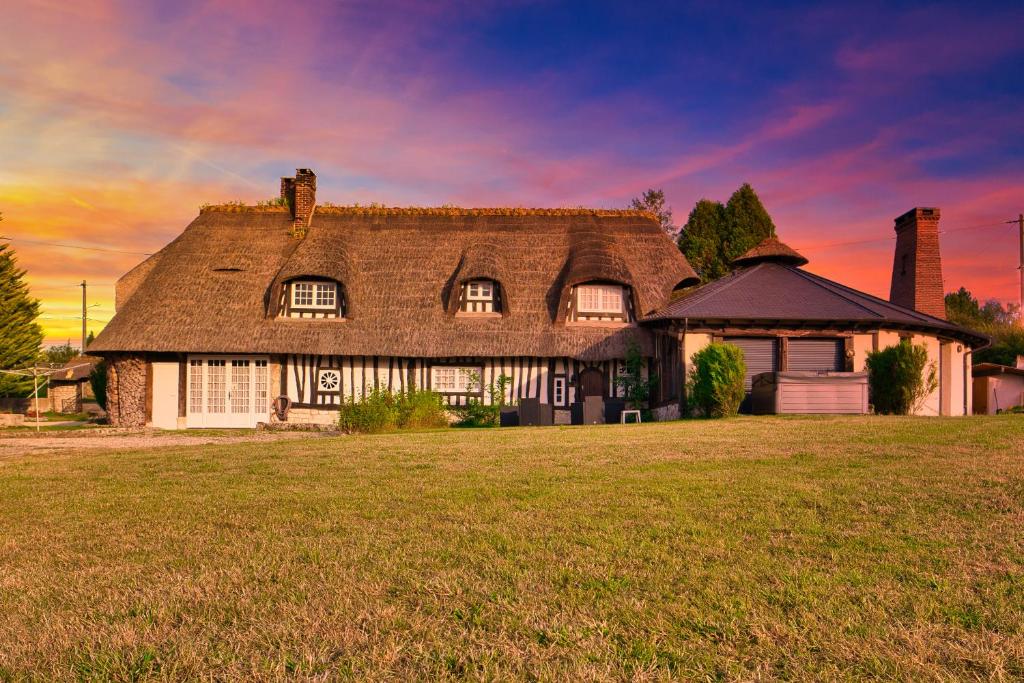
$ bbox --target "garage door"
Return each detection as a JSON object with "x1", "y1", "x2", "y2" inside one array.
[
  {"x1": 788, "y1": 339, "x2": 844, "y2": 372},
  {"x1": 186, "y1": 356, "x2": 270, "y2": 428},
  {"x1": 724, "y1": 337, "x2": 778, "y2": 392}
]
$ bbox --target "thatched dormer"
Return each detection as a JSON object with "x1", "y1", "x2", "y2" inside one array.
[{"x1": 92, "y1": 202, "x2": 696, "y2": 360}]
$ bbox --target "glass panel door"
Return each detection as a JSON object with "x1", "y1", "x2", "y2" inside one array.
[
  {"x1": 231, "y1": 360, "x2": 251, "y2": 414},
  {"x1": 206, "y1": 360, "x2": 226, "y2": 414}
]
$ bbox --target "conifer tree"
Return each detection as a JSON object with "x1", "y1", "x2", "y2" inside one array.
[
  {"x1": 678, "y1": 199, "x2": 728, "y2": 281},
  {"x1": 723, "y1": 183, "x2": 776, "y2": 263},
  {"x1": 0, "y1": 215, "x2": 44, "y2": 397},
  {"x1": 677, "y1": 183, "x2": 777, "y2": 283}
]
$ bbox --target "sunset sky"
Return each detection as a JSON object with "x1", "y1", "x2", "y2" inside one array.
[{"x1": 2, "y1": 0, "x2": 1022, "y2": 345}]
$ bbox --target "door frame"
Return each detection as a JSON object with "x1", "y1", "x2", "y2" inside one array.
[
  {"x1": 576, "y1": 367, "x2": 606, "y2": 403},
  {"x1": 186, "y1": 355, "x2": 270, "y2": 428}
]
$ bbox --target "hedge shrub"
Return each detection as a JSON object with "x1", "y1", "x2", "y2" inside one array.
[
  {"x1": 451, "y1": 373, "x2": 512, "y2": 428},
  {"x1": 687, "y1": 342, "x2": 746, "y2": 418},
  {"x1": 338, "y1": 387, "x2": 448, "y2": 434},
  {"x1": 89, "y1": 361, "x2": 108, "y2": 412},
  {"x1": 865, "y1": 341, "x2": 937, "y2": 415}
]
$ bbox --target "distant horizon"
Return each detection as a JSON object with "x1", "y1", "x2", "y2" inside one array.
[{"x1": 2, "y1": 0, "x2": 1022, "y2": 344}]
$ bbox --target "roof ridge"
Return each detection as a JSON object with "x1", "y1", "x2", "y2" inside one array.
[
  {"x1": 656, "y1": 263, "x2": 765, "y2": 316},
  {"x1": 200, "y1": 204, "x2": 659, "y2": 219},
  {"x1": 785, "y1": 267, "x2": 886, "y2": 319},
  {"x1": 791, "y1": 266, "x2": 949, "y2": 325}
]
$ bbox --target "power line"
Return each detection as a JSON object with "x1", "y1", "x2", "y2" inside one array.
[
  {"x1": 30, "y1": 283, "x2": 116, "y2": 291},
  {"x1": 0, "y1": 235, "x2": 154, "y2": 256},
  {"x1": 796, "y1": 220, "x2": 1014, "y2": 252}
]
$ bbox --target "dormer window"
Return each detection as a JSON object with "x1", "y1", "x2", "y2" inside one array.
[
  {"x1": 292, "y1": 281, "x2": 336, "y2": 309},
  {"x1": 577, "y1": 284, "x2": 622, "y2": 314},
  {"x1": 282, "y1": 279, "x2": 344, "y2": 319},
  {"x1": 569, "y1": 283, "x2": 632, "y2": 324},
  {"x1": 457, "y1": 279, "x2": 501, "y2": 315}
]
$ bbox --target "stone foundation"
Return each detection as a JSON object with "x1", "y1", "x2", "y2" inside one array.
[
  {"x1": 278, "y1": 406, "x2": 337, "y2": 427},
  {"x1": 106, "y1": 355, "x2": 147, "y2": 427}
]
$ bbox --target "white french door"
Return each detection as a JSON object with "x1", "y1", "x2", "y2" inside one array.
[{"x1": 187, "y1": 356, "x2": 269, "y2": 428}]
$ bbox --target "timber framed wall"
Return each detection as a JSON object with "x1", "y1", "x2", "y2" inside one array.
[{"x1": 283, "y1": 354, "x2": 636, "y2": 409}]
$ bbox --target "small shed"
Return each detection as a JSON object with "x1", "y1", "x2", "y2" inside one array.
[
  {"x1": 973, "y1": 360, "x2": 1024, "y2": 414},
  {"x1": 751, "y1": 371, "x2": 869, "y2": 415},
  {"x1": 48, "y1": 355, "x2": 101, "y2": 414}
]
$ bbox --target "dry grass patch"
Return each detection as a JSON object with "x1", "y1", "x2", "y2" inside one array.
[{"x1": 0, "y1": 416, "x2": 1022, "y2": 680}]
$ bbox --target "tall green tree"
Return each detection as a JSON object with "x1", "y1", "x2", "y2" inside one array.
[
  {"x1": 723, "y1": 183, "x2": 776, "y2": 261},
  {"x1": 677, "y1": 183, "x2": 777, "y2": 283},
  {"x1": 0, "y1": 215, "x2": 45, "y2": 397},
  {"x1": 678, "y1": 199, "x2": 728, "y2": 281},
  {"x1": 630, "y1": 189, "x2": 676, "y2": 236},
  {"x1": 945, "y1": 287, "x2": 1023, "y2": 366}
]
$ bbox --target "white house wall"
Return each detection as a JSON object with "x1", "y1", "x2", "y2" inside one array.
[{"x1": 683, "y1": 329, "x2": 973, "y2": 417}]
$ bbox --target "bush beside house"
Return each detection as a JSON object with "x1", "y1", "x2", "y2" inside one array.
[
  {"x1": 865, "y1": 341, "x2": 937, "y2": 415},
  {"x1": 338, "y1": 387, "x2": 449, "y2": 434},
  {"x1": 687, "y1": 343, "x2": 746, "y2": 418}
]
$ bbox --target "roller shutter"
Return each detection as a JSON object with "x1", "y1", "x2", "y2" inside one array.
[
  {"x1": 788, "y1": 339, "x2": 843, "y2": 372},
  {"x1": 724, "y1": 337, "x2": 778, "y2": 391}
]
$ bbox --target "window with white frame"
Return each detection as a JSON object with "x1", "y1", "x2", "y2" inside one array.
[
  {"x1": 553, "y1": 376, "x2": 567, "y2": 407},
  {"x1": 461, "y1": 279, "x2": 498, "y2": 313},
  {"x1": 576, "y1": 284, "x2": 623, "y2": 314},
  {"x1": 291, "y1": 281, "x2": 337, "y2": 310},
  {"x1": 466, "y1": 280, "x2": 493, "y2": 301},
  {"x1": 431, "y1": 366, "x2": 481, "y2": 393}
]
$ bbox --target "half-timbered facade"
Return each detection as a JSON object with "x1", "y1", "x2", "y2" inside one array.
[
  {"x1": 90, "y1": 171, "x2": 987, "y2": 427},
  {"x1": 91, "y1": 169, "x2": 698, "y2": 428}
]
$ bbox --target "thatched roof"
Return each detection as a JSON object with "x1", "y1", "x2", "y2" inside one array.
[
  {"x1": 732, "y1": 237, "x2": 809, "y2": 267},
  {"x1": 92, "y1": 206, "x2": 697, "y2": 360}
]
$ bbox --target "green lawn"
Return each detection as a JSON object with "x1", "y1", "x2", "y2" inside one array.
[{"x1": 1, "y1": 416, "x2": 1023, "y2": 681}]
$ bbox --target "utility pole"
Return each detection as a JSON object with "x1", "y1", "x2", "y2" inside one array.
[
  {"x1": 81, "y1": 280, "x2": 87, "y2": 353},
  {"x1": 32, "y1": 364, "x2": 41, "y2": 433},
  {"x1": 1018, "y1": 214, "x2": 1023, "y2": 327}
]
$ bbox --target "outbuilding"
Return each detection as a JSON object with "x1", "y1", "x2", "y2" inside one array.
[
  {"x1": 972, "y1": 360, "x2": 1024, "y2": 414},
  {"x1": 643, "y1": 209, "x2": 988, "y2": 417}
]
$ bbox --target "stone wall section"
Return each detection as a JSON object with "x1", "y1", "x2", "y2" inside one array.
[
  {"x1": 106, "y1": 355, "x2": 147, "y2": 427},
  {"x1": 49, "y1": 383, "x2": 82, "y2": 414}
]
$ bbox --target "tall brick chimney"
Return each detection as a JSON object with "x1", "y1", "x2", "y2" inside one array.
[
  {"x1": 889, "y1": 207, "x2": 945, "y2": 319},
  {"x1": 280, "y1": 168, "x2": 316, "y2": 238}
]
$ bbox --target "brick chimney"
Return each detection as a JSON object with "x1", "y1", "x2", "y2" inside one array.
[
  {"x1": 889, "y1": 207, "x2": 945, "y2": 319},
  {"x1": 280, "y1": 168, "x2": 316, "y2": 238}
]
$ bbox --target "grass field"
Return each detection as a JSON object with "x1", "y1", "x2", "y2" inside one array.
[{"x1": 1, "y1": 416, "x2": 1023, "y2": 681}]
